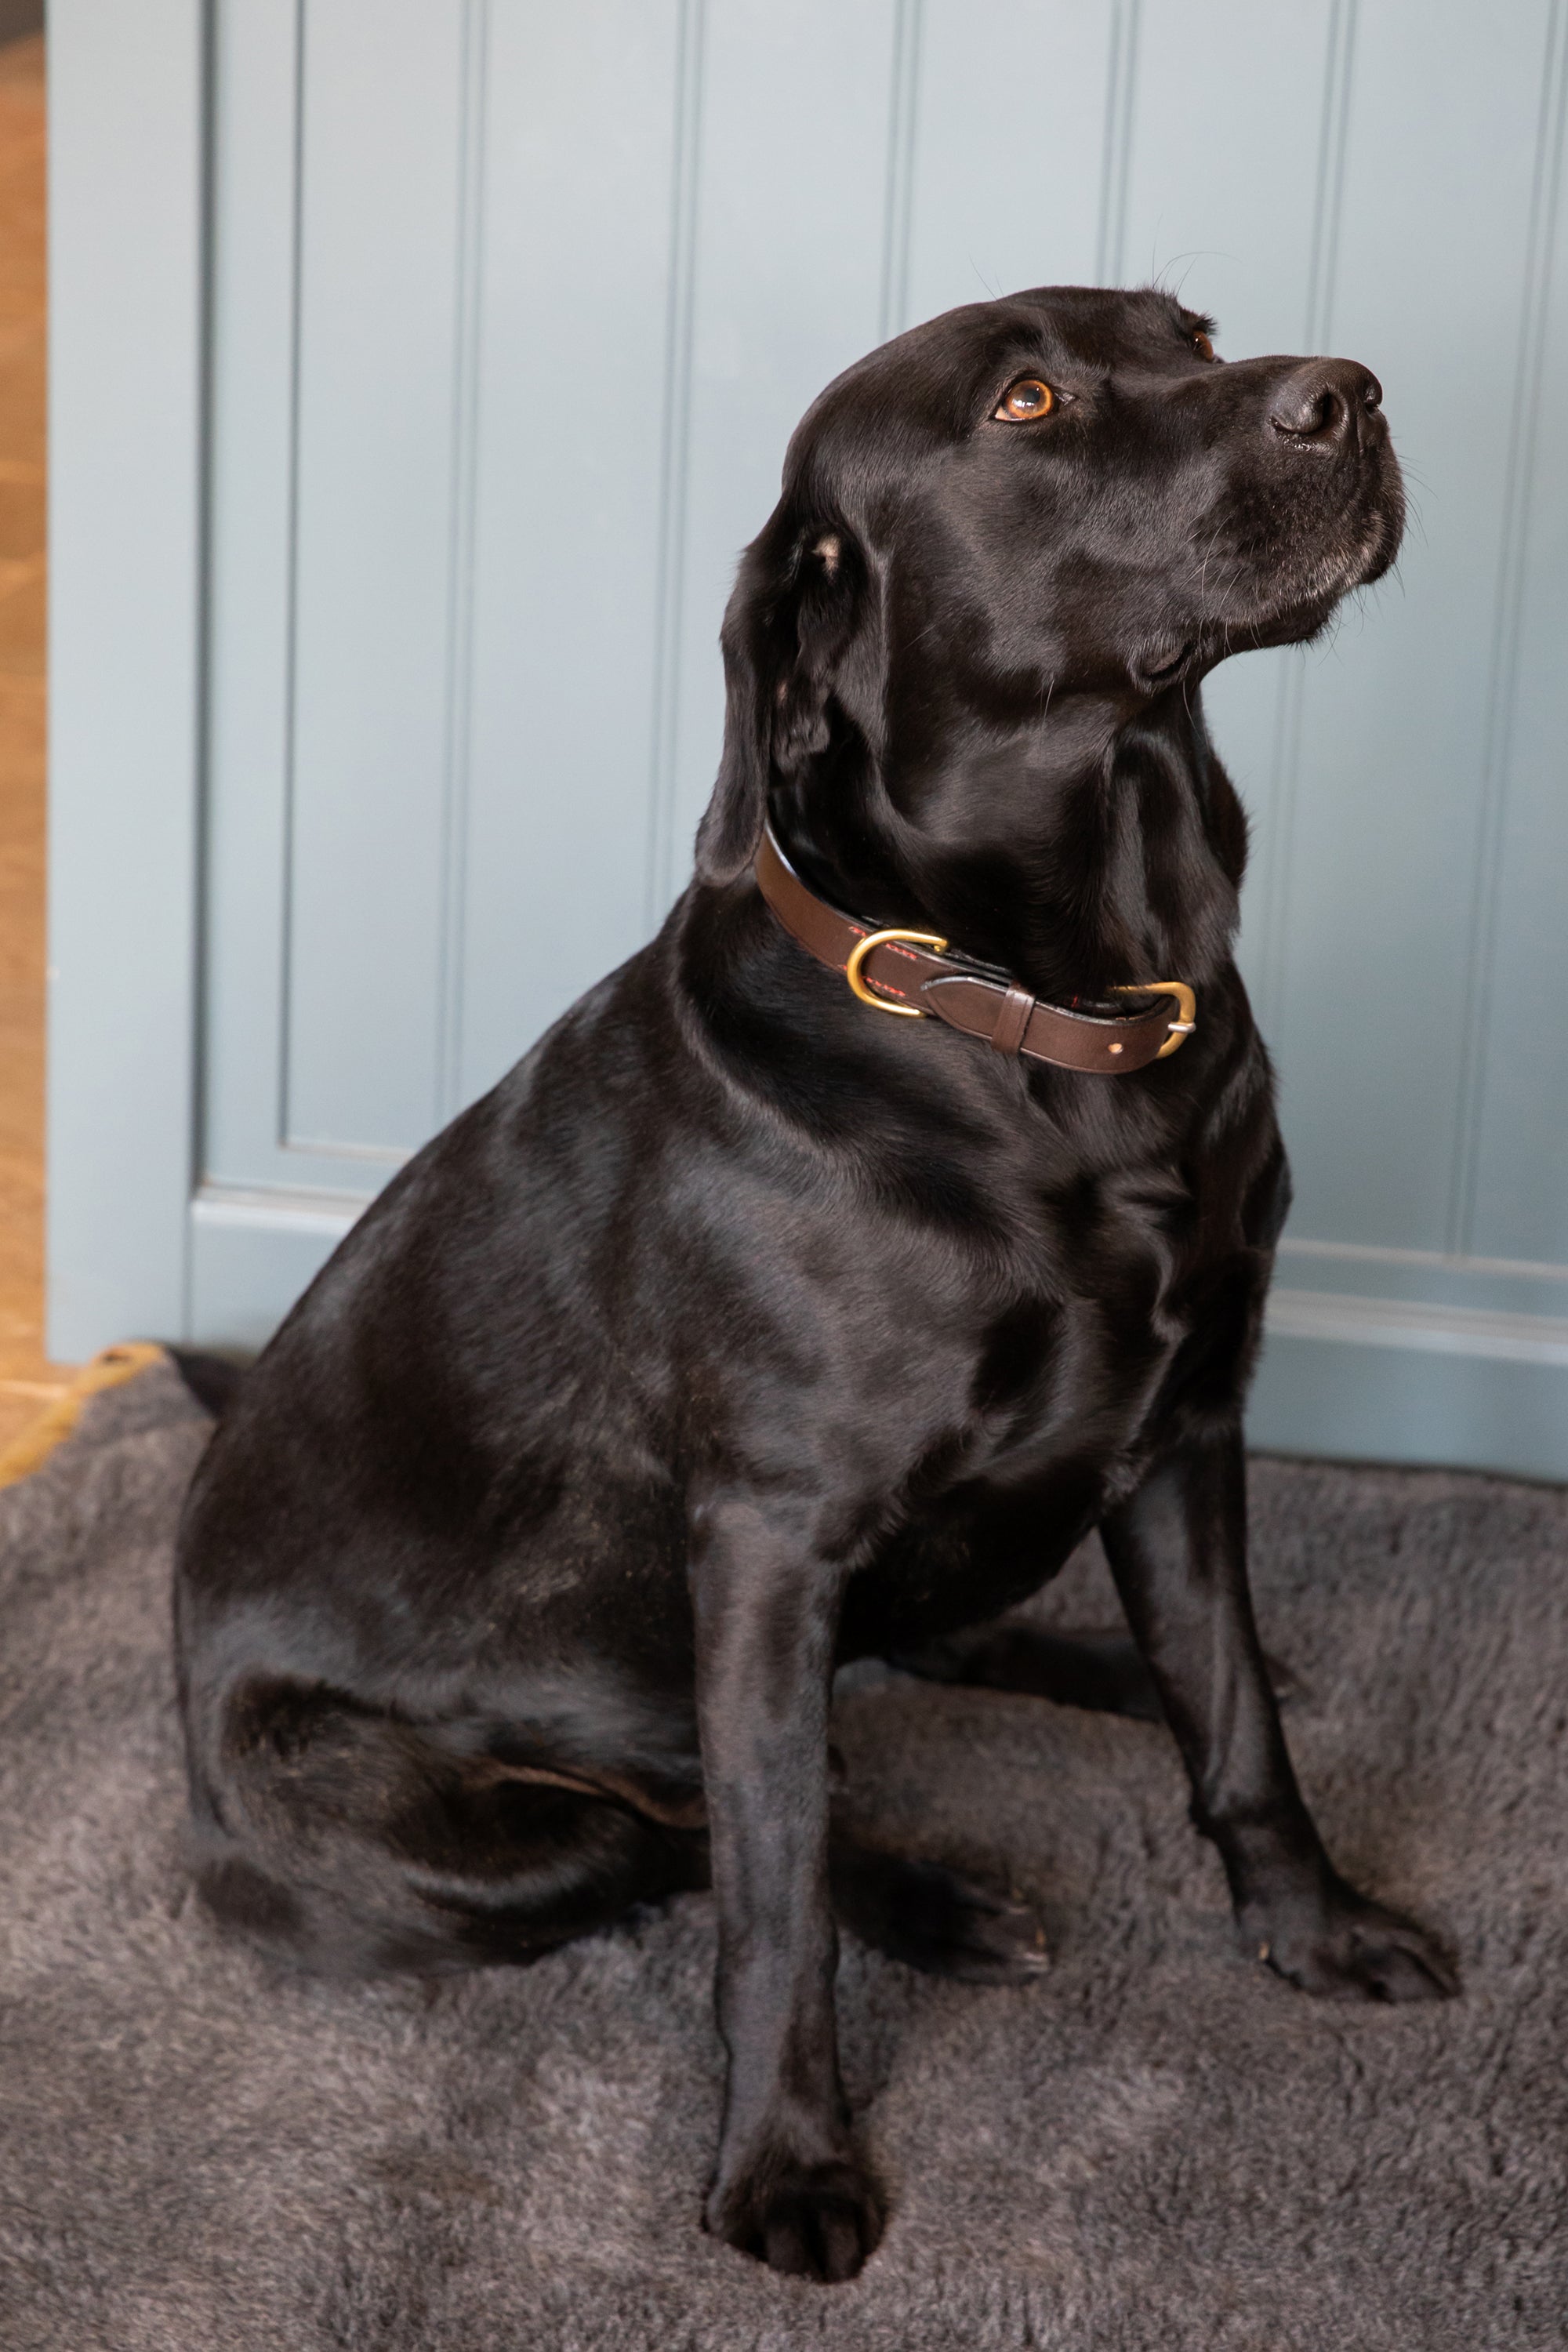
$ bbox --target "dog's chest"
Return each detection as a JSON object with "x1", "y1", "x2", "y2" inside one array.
[
  {"x1": 969, "y1": 1274, "x2": 1183, "y2": 1497},
  {"x1": 840, "y1": 1266, "x2": 1199, "y2": 1650}
]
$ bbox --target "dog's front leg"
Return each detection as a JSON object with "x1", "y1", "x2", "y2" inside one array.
[
  {"x1": 691, "y1": 1494, "x2": 883, "y2": 2282},
  {"x1": 1100, "y1": 1431, "x2": 1457, "y2": 2002}
]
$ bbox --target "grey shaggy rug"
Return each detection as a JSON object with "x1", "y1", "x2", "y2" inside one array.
[{"x1": 2, "y1": 1360, "x2": 1566, "y2": 2351}]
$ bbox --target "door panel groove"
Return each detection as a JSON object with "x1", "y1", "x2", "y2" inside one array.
[
  {"x1": 1096, "y1": 0, "x2": 1142, "y2": 285},
  {"x1": 1304, "y1": 0, "x2": 1358, "y2": 353},
  {"x1": 274, "y1": 0, "x2": 305, "y2": 1156},
  {"x1": 436, "y1": 0, "x2": 490, "y2": 1126},
  {"x1": 878, "y1": 0, "x2": 923, "y2": 341},
  {"x1": 1250, "y1": 0, "x2": 1357, "y2": 1040},
  {"x1": 644, "y1": 0, "x2": 706, "y2": 927}
]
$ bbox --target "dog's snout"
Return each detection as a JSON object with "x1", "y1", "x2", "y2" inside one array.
[{"x1": 1269, "y1": 359, "x2": 1382, "y2": 449}]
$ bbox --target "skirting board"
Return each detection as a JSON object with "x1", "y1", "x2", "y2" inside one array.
[
  {"x1": 1249, "y1": 1298, "x2": 1568, "y2": 1486},
  {"x1": 186, "y1": 1192, "x2": 1568, "y2": 1485}
]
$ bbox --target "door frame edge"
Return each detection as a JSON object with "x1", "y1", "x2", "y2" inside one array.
[{"x1": 45, "y1": 0, "x2": 209, "y2": 1359}]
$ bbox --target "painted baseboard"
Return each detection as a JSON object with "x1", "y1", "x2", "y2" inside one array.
[
  {"x1": 1252, "y1": 1290, "x2": 1568, "y2": 1483},
  {"x1": 183, "y1": 1187, "x2": 1568, "y2": 1485},
  {"x1": 1265, "y1": 1286, "x2": 1568, "y2": 1369}
]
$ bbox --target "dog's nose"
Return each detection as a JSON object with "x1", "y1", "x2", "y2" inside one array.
[{"x1": 1269, "y1": 359, "x2": 1382, "y2": 448}]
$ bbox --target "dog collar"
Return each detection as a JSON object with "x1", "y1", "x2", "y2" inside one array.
[{"x1": 754, "y1": 826, "x2": 1195, "y2": 1076}]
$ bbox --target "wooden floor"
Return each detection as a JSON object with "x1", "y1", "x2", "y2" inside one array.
[{"x1": 0, "y1": 34, "x2": 67, "y2": 1454}]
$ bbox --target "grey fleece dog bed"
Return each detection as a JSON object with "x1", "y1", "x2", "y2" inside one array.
[{"x1": 1, "y1": 1356, "x2": 1565, "y2": 2350}]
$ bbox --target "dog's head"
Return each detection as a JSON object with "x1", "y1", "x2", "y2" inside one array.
[{"x1": 696, "y1": 285, "x2": 1404, "y2": 892}]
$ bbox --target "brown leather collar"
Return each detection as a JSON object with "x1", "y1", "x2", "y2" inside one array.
[{"x1": 754, "y1": 826, "x2": 1196, "y2": 1076}]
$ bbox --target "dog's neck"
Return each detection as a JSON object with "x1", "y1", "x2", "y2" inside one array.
[{"x1": 768, "y1": 687, "x2": 1246, "y2": 1004}]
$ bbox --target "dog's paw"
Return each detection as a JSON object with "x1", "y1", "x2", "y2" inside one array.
[
  {"x1": 831, "y1": 1844, "x2": 1050, "y2": 1984},
  {"x1": 1246, "y1": 1882, "x2": 1457, "y2": 2003},
  {"x1": 705, "y1": 2151, "x2": 884, "y2": 2282},
  {"x1": 885, "y1": 1862, "x2": 1051, "y2": 1984}
]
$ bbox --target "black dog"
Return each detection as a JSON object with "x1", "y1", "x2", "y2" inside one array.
[{"x1": 175, "y1": 285, "x2": 1455, "y2": 2285}]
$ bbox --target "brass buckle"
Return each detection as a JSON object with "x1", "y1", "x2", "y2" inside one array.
[
  {"x1": 845, "y1": 926, "x2": 949, "y2": 1018},
  {"x1": 1112, "y1": 981, "x2": 1197, "y2": 1059}
]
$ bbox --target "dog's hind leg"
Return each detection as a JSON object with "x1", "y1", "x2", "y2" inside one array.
[
  {"x1": 888, "y1": 1623, "x2": 1167, "y2": 1719},
  {"x1": 189, "y1": 1676, "x2": 707, "y2": 1975},
  {"x1": 828, "y1": 1824, "x2": 1050, "y2": 1984},
  {"x1": 888, "y1": 1621, "x2": 1298, "y2": 1721},
  {"x1": 192, "y1": 1674, "x2": 1051, "y2": 1989}
]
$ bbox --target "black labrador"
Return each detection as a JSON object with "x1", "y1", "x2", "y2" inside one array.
[{"x1": 175, "y1": 285, "x2": 1455, "y2": 2285}]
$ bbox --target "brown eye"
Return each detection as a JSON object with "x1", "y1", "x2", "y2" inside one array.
[
  {"x1": 1192, "y1": 331, "x2": 1215, "y2": 361},
  {"x1": 994, "y1": 377, "x2": 1055, "y2": 423}
]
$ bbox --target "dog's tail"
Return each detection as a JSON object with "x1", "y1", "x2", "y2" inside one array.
[{"x1": 167, "y1": 1347, "x2": 249, "y2": 1423}]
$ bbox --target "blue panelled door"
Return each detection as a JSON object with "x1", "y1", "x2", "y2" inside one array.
[{"x1": 49, "y1": 0, "x2": 1568, "y2": 1477}]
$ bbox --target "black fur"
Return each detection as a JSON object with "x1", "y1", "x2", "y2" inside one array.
[{"x1": 175, "y1": 287, "x2": 1452, "y2": 2285}]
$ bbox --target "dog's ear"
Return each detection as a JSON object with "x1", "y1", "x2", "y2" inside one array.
[{"x1": 693, "y1": 511, "x2": 867, "y2": 886}]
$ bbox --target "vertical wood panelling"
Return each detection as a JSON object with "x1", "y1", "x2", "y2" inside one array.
[
  {"x1": 1303, "y1": 0, "x2": 1359, "y2": 355},
  {"x1": 902, "y1": 2, "x2": 1114, "y2": 318},
  {"x1": 1465, "y1": 0, "x2": 1568, "y2": 1271},
  {"x1": 1450, "y1": 0, "x2": 1568, "y2": 1258},
  {"x1": 1115, "y1": 0, "x2": 1345, "y2": 1036},
  {"x1": 662, "y1": 0, "x2": 903, "y2": 870},
  {"x1": 1272, "y1": 0, "x2": 1552, "y2": 1250},
  {"x1": 167, "y1": 0, "x2": 1568, "y2": 1475},
  {"x1": 1095, "y1": 0, "x2": 1142, "y2": 285},
  {"x1": 436, "y1": 0, "x2": 490, "y2": 1126},
  {"x1": 1244, "y1": 0, "x2": 1359, "y2": 1040},
  {"x1": 878, "y1": 0, "x2": 924, "y2": 341},
  {"x1": 202, "y1": 0, "x2": 304, "y2": 1191},
  {"x1": 454, "y1": 0, "x2": 687, "y2": 1103},
  {"x1": 644, "y1": 0, "x2": 707, "y2": 935},
  {"x1": 282, "y1": 0, "x2": 469, "y2": 1152}
]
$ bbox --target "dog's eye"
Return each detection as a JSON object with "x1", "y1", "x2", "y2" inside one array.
[
  {"x1": 1192, "y1": 331, "x2": 1216, "y2": 361},
  {"x1": 993, "y1": 377, "x2": 1055, "y2": 423}
]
